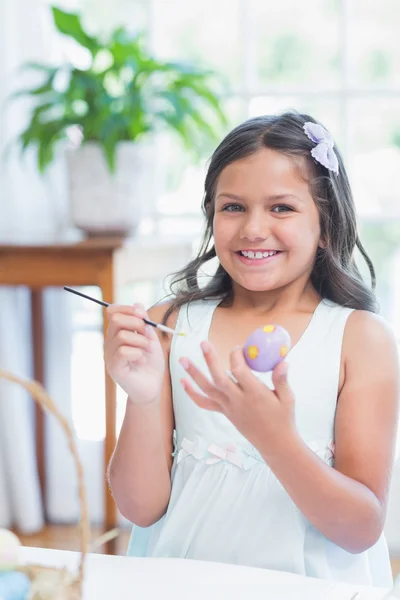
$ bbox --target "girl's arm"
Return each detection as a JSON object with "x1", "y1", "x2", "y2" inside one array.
[
  {"x1": 107, "y1": 302, "x2": 175, "y2": 527},
  {"x1": 265, "y1": 310, "x2": 399, "y2": 553}
]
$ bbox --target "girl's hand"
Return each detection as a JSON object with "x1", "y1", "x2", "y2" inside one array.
[
  {"x1": 179, "y1": 341, "x2": 297, "y2": 458},
  {"x1": 104, "y1": 303, "x2": 165, "y2": 405}
]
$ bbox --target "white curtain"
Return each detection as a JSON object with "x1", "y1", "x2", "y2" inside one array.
[{"x1": 0, "y1": 0, "x2": 78, "y2": 532}]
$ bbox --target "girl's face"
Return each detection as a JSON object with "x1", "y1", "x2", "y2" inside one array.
[{"x1": 213, "y1": 148, "x2": 322, "y2": 295}]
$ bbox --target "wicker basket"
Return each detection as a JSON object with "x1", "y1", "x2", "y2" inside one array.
[{"x1": 0, "y1": 369, "x2": 90, "y2": 600}]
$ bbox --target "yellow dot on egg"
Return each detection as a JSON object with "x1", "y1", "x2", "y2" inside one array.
[
  {"x1": 247, "y1": 345, "x2": 259, "y2": 359},
  {"x1": 280, "y1": 345, "x2": 289, "y2": 358},
  {"x1": 263, "y1": 325, "x2": 275, "y2": 333}
]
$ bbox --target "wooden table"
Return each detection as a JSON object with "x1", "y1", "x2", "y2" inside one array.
[{"x1": 0, "y1": 236, "x2": 193, "y2": 533}]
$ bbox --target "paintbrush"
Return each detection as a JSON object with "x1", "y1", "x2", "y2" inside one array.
[{"x1": 63, "y1": 286, "x2": 185, "y2": 337}]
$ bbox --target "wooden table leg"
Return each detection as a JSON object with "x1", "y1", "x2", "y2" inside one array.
[
  {"x1": 99, "y1": 269, "x2": 117, "y2": 552},
  {"x1": 31, "y1": 289, "x2": 46, "y2": 521}
]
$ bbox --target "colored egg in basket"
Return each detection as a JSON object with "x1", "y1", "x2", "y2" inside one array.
[{"x1": 0, "y1": 529, "x2": 21, "y2": 572}]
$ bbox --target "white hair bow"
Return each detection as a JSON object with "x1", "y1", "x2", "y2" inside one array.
[{"x1": 303, "y1": 122, "x2": 339, "y2": 174}]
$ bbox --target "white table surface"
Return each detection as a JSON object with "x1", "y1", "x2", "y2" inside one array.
[{"x1": 19, "y1": 547, "x2": 392, "y2": 600}]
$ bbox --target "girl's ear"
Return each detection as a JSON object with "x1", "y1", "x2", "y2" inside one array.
[{"x1": 318, "y1": 237, "x2": 327, "y2": 249}]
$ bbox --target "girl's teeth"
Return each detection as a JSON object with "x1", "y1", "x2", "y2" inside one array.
[{"x1": 240, "y1": 250, "x2": 277, "y2": 259}]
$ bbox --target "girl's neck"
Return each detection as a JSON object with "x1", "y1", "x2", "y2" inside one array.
[{"x1": 227, "y1": 282, "x2": 321, "y2": 316}]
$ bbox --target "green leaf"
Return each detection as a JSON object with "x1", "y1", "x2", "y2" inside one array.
[
  {"x1": 18, "y1": 116, "x2": 73, "y2": 172},
  {"x1": 102, "y1": 137, "x2": 117, "y2": 172},
  {"x1": 51, "y1": 6, "x2": 99, "y2": 54},
  {"x1": 159, "y1": 112, "x2": 192, "y2": 148},
  {"x1": 38, "y1": 136, "x2": 56, "y2": 173},
  {"x1": 32, "y1": 101, "x2": 59, "y2": 119},
  {"x1": 8, "y1": 70, "x2": 58, "y2": 101},
  {"x1": 19, "y1": 62, "x2": 58, "y2": 74},
  {"x1": 174, "y1": 77, "x2": 227, "y2": 125},
  {"x1": 162, "y1": 61, "x2": 212, "y2": 78},
  {"x1": 158, "y1": 90, "x2": 186, "y2": 120},
  {"x1": 19, "y1": 125, "x2": 38, "y2": 151},
  {"x1": 186, "y1": 107, "x2": 219, "y2": 141},
  {"x1": 29, "y1": 80, "x2": 56, "y2": 96},
  {"x1": 37, "y1": 124, "x2": 66, "y2": 172}
]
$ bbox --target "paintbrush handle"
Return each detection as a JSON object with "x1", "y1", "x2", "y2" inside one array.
[
  {"x1": 64, "y1": 286, "x2": 109, "y2": 307},
  {"x1": 63, "y1": 287, "x2": 182, "y2": 336}
]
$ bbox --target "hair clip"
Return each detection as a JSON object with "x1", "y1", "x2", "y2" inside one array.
[{"x1": 303, "y1": 122, "x2": 339, "y2": 174}]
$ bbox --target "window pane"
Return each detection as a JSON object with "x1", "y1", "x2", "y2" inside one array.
[
  {"x1": 82, "y1": 0, "x2": 148, "y2": 36},
  {"x1": 71, "y1": 286, "x2": 103, "y2": 329},
  {"x1": 359, "y1": 219, "x2": 400, "y2": 319},
  {"x1": 348, "y1": 99, "x2": 400, "y2": 218},
  {"x1": 156, "y1": 98, "x2": 245, "y2": 215},
  {"x1": 249, "y1": 96, "x2": 342, "y2": 145},
  {"x1": 151, "y1": 0, "x2": 242, "y2": 89},
  {"x1": 348, "y1": 0, "x2": 400, "y2": 87},
  {"x1": 72, "y1": 330, "x2": 105, "y2": 441},
  {"x1": 249, "y1": 0, "x2": 341, "y2": 89},
  {"x1": 158, "y1": 216, "x2": 205, "y2": 237}
]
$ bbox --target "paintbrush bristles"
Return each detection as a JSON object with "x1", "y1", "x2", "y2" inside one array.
[{"x1": 156, "y1": 323, "x2": 186, "y2": 337}]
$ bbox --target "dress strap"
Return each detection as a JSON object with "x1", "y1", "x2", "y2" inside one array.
[{"x1": 171, "y1": 298, "x2": 221, "y2": 355}]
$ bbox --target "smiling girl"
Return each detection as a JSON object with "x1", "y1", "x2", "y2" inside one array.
[{"x1": 105, "y1": 112, "x2": 399, "y2": 586}]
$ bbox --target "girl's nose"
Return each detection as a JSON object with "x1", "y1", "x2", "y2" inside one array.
[{"x1": 239, "y1": 214, "x2": 269, "y2": 242}]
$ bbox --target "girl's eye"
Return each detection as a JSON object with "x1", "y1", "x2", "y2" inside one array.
[
  {"x1": 222, "y1": 204, "x2": 244, "y2": 212},
  {"x1": 272, "y1": 204, "x2": 293, "y2": 213}
]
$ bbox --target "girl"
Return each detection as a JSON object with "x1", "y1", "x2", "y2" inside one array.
[{"x1": 105, "y1": 112, "x2": 399, "y2": 586}]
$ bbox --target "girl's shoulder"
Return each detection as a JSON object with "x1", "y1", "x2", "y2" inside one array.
[
  {"x1": 342, "y1": 309, "x2": 399, "y2": 371},
  {"x1": 345, "y1": 308, "x2": 395, "y2": 340},
  {"x1": 147, "y1": 300, "x2": 179, "y2": 354},
  {"x1": 148, "y1": 299, "x2": 178, "y2": 328}
]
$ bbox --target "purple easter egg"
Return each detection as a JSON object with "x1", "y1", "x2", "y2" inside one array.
[{"x1": 243, "y1": 325, "x2": 291, "y2": 372}]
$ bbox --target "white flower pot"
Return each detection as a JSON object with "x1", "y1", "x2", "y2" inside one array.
[{"x1": 66, "y1": 141, "x2": 152, "y2": 237}]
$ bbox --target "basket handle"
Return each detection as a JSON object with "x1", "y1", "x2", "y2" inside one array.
[{"x1": 0, "y1": 369, "x2": 89, "y2": 584}]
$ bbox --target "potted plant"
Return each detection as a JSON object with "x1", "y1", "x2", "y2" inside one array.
[{"x1": 13, "y1": 6, "x2": 227, "y2": 236}]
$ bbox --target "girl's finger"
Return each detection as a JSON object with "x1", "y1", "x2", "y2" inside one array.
[
  {"x1": 200, "y1": 341, "x2": 238, "y2": 393},
  {"x1": 180, "y1": 378, "x2": 221, "y2": 412},
  {"x1": 229, "y1": 345, "x2": 260, "y2": 390},
  {"x1": 115, "y1": 346, "x2": 145, "y2": 364},
  {"x1": 114, "y1": 330, "x2": 150, "y2": 351},
  {"x1": 179, "y1": 357, "x2": 215, "y2": 397},
  {"x1": 144, "y1": 323, "x2": 159, "y2": 341},
  {"x1": 106, "y1": 303, "x2": 146, "y2": 317},
  {"x1": 108, "y1": 313, "x2": 147, "y2": 338},
  {"x1": 271, "y1": 361, "x2": 293, "y2": 405}
]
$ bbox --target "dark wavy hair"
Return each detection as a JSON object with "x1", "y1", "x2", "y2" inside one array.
[{"x1": 163, "y1": 111, "x2": 378, "y2": 324}]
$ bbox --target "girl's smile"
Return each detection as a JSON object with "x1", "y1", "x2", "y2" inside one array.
[{"x1": 235, "y1": 248, "x2": 284, "y2": 267}]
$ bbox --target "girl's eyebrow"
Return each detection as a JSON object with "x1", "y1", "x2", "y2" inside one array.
[{"x1": 216, "y1": 192, "x2": 303, "y2": 202}]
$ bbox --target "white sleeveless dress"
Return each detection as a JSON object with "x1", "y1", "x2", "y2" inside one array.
[{"x1": 127, "y1": 298, "x2": 393, "y2": 587}]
